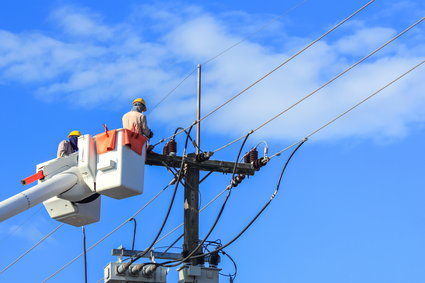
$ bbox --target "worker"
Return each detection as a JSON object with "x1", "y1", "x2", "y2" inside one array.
[
  {"x1": 122, "y1": 98, "x2": 154, "y2": 138},
  {"x1": 57, "y1": 130, "x2": 81, "y2": 158}
]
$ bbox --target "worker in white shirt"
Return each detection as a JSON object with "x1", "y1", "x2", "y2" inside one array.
[
  {"x1": 122, "y1": 98, "x2": 154, "y2": 139},
  {"x1": 57, "y1": 130, "x2": 81, "y2": 158}
]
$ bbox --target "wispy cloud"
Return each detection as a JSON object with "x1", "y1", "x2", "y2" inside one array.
[{"x1": 0, "y1": 4, "x2": 423, "y2": 142}]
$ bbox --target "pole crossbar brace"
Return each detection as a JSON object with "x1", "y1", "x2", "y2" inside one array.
[
  {"x1": 146, "y1": 153, "x2": 256, "y2": 176},
  {"x1": 112, "y1": 248, "x2": 181, "y2": 260}
]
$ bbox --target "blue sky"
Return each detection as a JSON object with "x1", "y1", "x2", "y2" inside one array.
[{"x1": 0, "y1": 0, "x2": 424, "y2": 282}]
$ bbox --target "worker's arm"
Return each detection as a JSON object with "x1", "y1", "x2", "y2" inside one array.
[
  {"x1": 57, "y1": 141, "x2": 67, "y2": 158},
  {"x1": 140, "y1": 114, "x2": 153, "y2": 138}
]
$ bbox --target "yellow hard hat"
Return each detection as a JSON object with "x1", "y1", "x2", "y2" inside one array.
[
  {"x1": 68, "y1": 130, "x2": 81, "y2": 137},
  {"x1": 132, "y1": 98, "x2": 147, "y2": 111},
  {"x1": 132, "y1": 98, "x2": 146, "y2": 105}
]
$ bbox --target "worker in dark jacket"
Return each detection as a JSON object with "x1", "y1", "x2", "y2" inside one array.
[
  {"x1": 57, "y1": 130, "x2": 81, "y2": 158},
  {"x1": 122, "y1": 98, "x2": 154, "y2": 138}
]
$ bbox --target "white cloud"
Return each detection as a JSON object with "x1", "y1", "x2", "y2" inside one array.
[
  {"x1": 0, "y1": 4, "x2": 424, "y2": 142},
  {"x1": 335, "y1": 27, "x2": 397, "y2": 56},
  {"x1": 50, "y1": 6, "x2": 114, "y2": 40}
]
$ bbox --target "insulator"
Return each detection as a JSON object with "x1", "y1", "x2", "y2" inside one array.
[
  {"x1": 249, "y1": 148, "x2": 258, "y2": 163},
  {"x1": 196, "y1": 152, "x2": 213, "y2": 162},
  {"x1": 230, "y1": 174, "x2": 245, "y2": 188},
  {"x1": 163, "y1": 142, "x2": 170, "y2": 156},
  {"x1": 117, "y1": 262, "x2": 131, "y2": 274},
  {"x1": 252, "y1": 157, "x2": 269, "y2": 169},
  {"x1": 243, "y1": 153, "x2": 250, "y2": 163},
  {"x1": 129, "y1": 264, "x2": 144, "y2": 276},
  {"x1": 168, "y1": 139, "x2": 177, "y2": 156},
  {"x1": 209, "y1": 252, "x2": 221, "y2": 268},
  {"x1": 142, "y1": 264, "x2": 157, "y2": 277}
]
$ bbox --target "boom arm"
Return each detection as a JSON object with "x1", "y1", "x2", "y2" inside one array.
[{"x1": 0, "y1": 171, "x2": 78, "y2": 222}]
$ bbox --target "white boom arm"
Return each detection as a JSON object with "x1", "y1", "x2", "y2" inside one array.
[{"x1": 0, "y1": 171, "x2": 78, "y2": 222}]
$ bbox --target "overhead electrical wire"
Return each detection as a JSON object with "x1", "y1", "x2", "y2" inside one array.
[
  {"x1": 0, "y1": 223, "x2": 64, "y2": 274},
  {"x1": 201, "y1": 0, "x2": 309, "y2": 66},
  {"x1": 269, "y1": 60, "x2": 425, "y2": 159},
  {"x1": 149, "y1": 68, "x2": 198, "y2": 114},
  {"x1": 148, "y1": 0, "x2": 308, "y2": 114},
  {"x1": 212, "y1": 16, "x2": 424, "y2": 154},
  {"x1": 0, "y1": 206, "x2": 42, "y2": 244},
  {"x1": 155, "y1": 0, "x2": 376, "y2": 146}
]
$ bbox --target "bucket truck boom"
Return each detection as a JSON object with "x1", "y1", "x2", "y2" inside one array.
[{"x1": 0, "y1": 129, "x2": 147, "y2": 226}]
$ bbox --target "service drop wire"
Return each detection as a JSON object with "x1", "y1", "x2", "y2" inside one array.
[
  {"x1": 161, "y1": 131, "x2": 253, "y2": 267},
  {"x1": 153, "y1": 0, "x2": 376, "y2": 147},
  {"x1": 128, "y1": 125, "x2": 195, "y2": 266},
  {"x1": 129, "y1": 218, "x2": 137, "y2": 251},
  {"x1": 82, "y1": 226, "x2": 88, "y2": 283},
  {"x1": 177, "y1": 138, "x2": 307, "y2": 263}
]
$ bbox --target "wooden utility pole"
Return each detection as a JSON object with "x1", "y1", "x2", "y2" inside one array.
[{"x1": 183, "y1": 154, "x2": 200, "y2": 265}]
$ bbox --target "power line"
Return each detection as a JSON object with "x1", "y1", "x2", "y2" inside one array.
[
  {"x1": 1, "y1": 223, "x2": 64, "y2": 274},
  {"x1": 0, "y1": 206, "x2": 42, "y2": 244},
  {"x1": 156, "y1": 0, "x2": 376, "y2": 146},
  {"x1": 212, "y1": 16, "x2": 424, "y2": 154},
  {"x1": 148, "y1": 0, "x2": 308, "y2": 114},
  {"x1": 201, "y1": 0, "x2": 309, "y2": 66},
  {"x1": 269, "y1": 60, "x2": 425, "y2": 159},
  {"x1": 149, "y1": 68, "x2": 197, "y2": 114}
]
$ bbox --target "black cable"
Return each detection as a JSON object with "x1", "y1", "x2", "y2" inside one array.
[
  {"x1": 174, "y1": 126, "x2": 203, "y2": 153},
  {"x1": 161, "y1": 131, "x2": 252, "y2": 267},
  {"x1": 164, "y1": 138, "x2": 307, "y2": 264},
  {"x1": 128, "y1": 125, "x2": 195, "y2": 266},
  {"x1": 129, "y1": 218, "x2": 137, "y2": 251},
  {"x1": 82, "y1": 226, "x2": 87, "y2": 283},
  {"x1": 199, "y1": 171, "x2": 213, "y2": 184},
  {"x1": 219, "y1": 250, "x2": 237, "y2": 282},
  {"x1": 160, "y1": 233, "x2": 184, "y2": 255}
]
